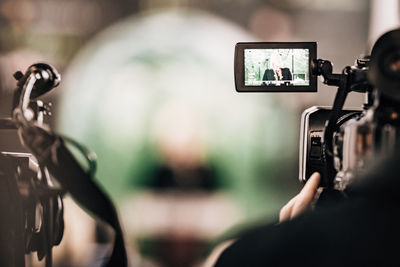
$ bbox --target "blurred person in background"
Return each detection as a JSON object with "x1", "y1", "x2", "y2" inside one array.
[{"x1": 149, "y1": 105, "x2": 218, "y2": 191}]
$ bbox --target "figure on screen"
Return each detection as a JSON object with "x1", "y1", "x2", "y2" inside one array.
[{"x1": 262, "y1": 52, "x2": 292, "y2": 85}]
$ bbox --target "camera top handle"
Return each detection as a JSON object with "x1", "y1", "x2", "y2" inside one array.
[
  {"x1": 311, "y1": 58, "x2": 372, "y2": 188},
  {"x1": 12, "y1": 64, "x2": 60, "y2": 130}
]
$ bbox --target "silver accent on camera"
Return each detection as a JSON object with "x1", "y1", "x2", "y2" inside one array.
[{"x1": 299, "y1": 106, "x2": 325, "y2": 183}]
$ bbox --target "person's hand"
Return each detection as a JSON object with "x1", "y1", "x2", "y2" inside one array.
[{"x1": 279, "y1": 172, "x2": 321, "y2": 222}]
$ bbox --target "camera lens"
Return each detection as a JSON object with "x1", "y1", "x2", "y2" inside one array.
[
  {"x1": 390, "y1": 59, "x2": 400, "y2": 72},
  {"x1": 369, "y1": 29, "x2": 400, "y2": 102},
  {"x1": 388, "y1": 57, "x2": 400, "y2": 74},
  {"x1": 383, "y1": 51, "x2": 400, "y2": 78}
]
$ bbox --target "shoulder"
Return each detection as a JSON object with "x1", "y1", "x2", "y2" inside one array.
[{"x1": 215, "y1": 197, "x2": 395, "y2": 267}]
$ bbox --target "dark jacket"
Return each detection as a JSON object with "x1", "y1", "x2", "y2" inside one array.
[
  {"x1": 281, "y1": 67, "x2": 292, "y2": 80},
  {"x1": 215, "y1": 152, "x2": 400, "y2": 267},
  {"x1": 263, "y1": 69, "x2": 275, "y2": 81},
  {"x1": 262, "y1": 68, "x2": 292, "y2": 81}
]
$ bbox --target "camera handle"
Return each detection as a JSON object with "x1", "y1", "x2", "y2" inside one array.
[{"x1": 311, "y1": 59, "x2": 371, "y2": 187}]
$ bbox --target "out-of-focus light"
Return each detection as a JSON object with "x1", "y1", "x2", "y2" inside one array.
[
  {"x1": 267, "y1": 0, "x2": 368, "y2": 11},
  {"x1": 368, "y1": 0, "x2": 399, "y2": 51},
  {"x1": 248, "y1": 6, "x2": 293, "y2": 41},
  {"x1": 0, "y1": 0, "x2": 36, "y2": 31}
]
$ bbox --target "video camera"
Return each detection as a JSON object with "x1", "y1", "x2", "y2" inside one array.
[
  {"x1": 234, "y1": 29, "x2": 400, "y2": 191},
  {"x1": 0, "y1": 64, "x2": 127, "y2": 267}
]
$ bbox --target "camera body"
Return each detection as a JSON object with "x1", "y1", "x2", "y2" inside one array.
[
  {"x1": 234, "y1": 29, "x2": 400, "y2": 190},
  {"x1": 299, "y1": 106, "x2": 363, "y2": 188},
  {"x1": 1, "y1": 63, "x2": 128, "y2": 267},
  {"x1": 0, "y1": 63, "x2": 65, "y2": 266},
  {"x1": 0, "y1": 93, "x2": 64, "y2": 267},
  {"x1": 0, "y1": 151, "x2": 64, "y2": 265}
]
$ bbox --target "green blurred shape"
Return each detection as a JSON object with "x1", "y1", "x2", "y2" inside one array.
[{"x1": 57, "y1": 8, "x2": 298, "y2": 219}]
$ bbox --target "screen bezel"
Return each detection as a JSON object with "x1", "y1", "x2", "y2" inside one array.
[{"x1": 234, "y1": 42, "x2": 317, "y2": 92}]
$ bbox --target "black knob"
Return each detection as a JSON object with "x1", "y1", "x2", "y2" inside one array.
[{"x1": 26, "y1": 63, "x2": 61, "y2": 99}]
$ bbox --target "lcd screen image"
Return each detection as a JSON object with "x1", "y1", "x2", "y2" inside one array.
[{"x1": 244, "y1": 49, "x2": 309, "y2": 87}]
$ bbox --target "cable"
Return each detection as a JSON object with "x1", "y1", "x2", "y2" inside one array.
[
  {"x1": 323, "y1": 72, "x2": 349, "y2": 188},
  {"x1": 60, "y1": 135, "x2": 98, "y2": 178}
]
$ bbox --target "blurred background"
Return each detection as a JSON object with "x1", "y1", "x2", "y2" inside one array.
[{"x1": 0, "y1": 0, "x2": 395, "y2": 266}]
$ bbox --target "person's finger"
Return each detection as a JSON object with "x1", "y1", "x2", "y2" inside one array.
[
  {"x1": 300, "y1": 172, "x2": 321, "y2": 196},
  {"x1": 290, "y1": 172, "x2": 321, "y2": 219},
  {"x1": 279, "y1": 195, "x2": 298, "y2": 222},
  {"x1": 202, "y1": 240, "x2": 235, "y2": 267}
]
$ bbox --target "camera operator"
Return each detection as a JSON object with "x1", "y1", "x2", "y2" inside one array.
[{"x1": 212, "y1": 151, "x2": 400, "y2": 266}]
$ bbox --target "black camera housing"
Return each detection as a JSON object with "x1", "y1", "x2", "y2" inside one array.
[
  {"x1": 234, "y1": 42, "x2": 317, "y2": 92},
  {"x1": 299, "y1": 107, "x2": 362, "y2": 187}
]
